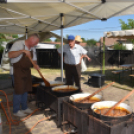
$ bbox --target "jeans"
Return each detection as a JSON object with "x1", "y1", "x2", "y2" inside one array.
[{"x1": 11, "y1": 75, "x2": 28, "y2": 113}]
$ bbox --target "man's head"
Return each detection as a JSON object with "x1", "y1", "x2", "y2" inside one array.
[
  {"x1": 68, "y1": 35, "x2": 75, "y2": 48},
  {"x1": 26, "y1": 33, "x2": 40, "y2": 48},
  {"x1": 75, "y1": 35, "x2": 82, "y2": 44}
]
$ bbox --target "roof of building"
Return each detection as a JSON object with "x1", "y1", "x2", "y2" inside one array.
[{"x1": 96, "y1": 37, "x2": 127, "y2": 46}]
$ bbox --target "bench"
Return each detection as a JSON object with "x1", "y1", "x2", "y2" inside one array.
[
  {"x1": 112, "y1": 70, "x2": 124, "y2": 74},
  {"x1": 111, "y1": 70, "x2": 124, "y2": 83},
  {"x1": 129, "y1": 74, "x2": 134, "y2": 77},
  {"x1": 129, "y1": 74, "x2": 134, "y2": 86}
]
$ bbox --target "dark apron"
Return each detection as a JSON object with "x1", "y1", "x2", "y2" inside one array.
[{"x1": 13, "y1": 45, "x2": 33, "y2": 94}]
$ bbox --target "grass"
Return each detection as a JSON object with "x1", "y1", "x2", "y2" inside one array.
[
  {"x1": 1, "y1": 66, "x2": 134, "y2": 90},
  {"x1": 0, "y1": 69, "x2": 10, "y2": 79}
]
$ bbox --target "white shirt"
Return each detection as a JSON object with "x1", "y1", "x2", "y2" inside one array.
[
  {"x1": 9, "y1": 40, "x2": 37, "y2": 74},
  {"x1": 58, "y1": 44, "x2": 87, "y2": 65}
]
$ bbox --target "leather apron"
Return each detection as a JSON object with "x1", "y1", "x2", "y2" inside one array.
[{"x1": 13, "y1": 45, "x2": 33, "y2": 94}]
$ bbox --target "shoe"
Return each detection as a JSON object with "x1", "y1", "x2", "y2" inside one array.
[
  {"x1": 21, "y1": 108, "x2": 33, "y2": 114},
  {"x1": 70, "y1": 127, "x2": 78, "y2": 133},
  {"x1": 13, "y1": 110, "x2": 27, "y2": 117},
  {"x1": 79, "y1": 89, "x2": 83, "y2": 92}
]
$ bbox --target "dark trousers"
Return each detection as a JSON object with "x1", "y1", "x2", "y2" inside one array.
[
  {"x1": 11, "y1": 75, "x2": 28, "y2": 113},
  {"x1": 65, "y1": 64, "x2": 81, "y2": 90}
]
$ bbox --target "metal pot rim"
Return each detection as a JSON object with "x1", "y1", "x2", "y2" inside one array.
[
  {"x1": 41, "y1": 81, "x2": 65, "y2": 87},
  {"x1": 51, "y1": 85, "x2": 78, "y2": 92},
  {"x1": 91, "y1": 101, "x2": 133, "y2": 117},
  {"x1": 69, "y1": 93, "x2": 102, "y2": 102}
]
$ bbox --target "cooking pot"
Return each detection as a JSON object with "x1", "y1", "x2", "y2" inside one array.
[
  {"x1": 41, "y1": 81, "x2": 65, "y2": 87},
  {"x1": 51, "y1": 85, "x2": 79, "y2": 96},
  {"x1": 91, "y1": 101, "x2": 133, "y2": 124},
  {"x1": 70, "y1": 93, "x2": 102, "y2": 109}
]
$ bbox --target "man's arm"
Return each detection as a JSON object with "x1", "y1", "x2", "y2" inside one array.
[
  {"x1": 8, "y1": 50, "x2": 31, "y2": 58},
  {"x1": 57, "y1": 50, "x2": 64, "y2": 62},
  {"x1": 33, "y1": 61, "x2": 40, "y2": 70},
  {"x1": 83, "y1": 55, "x2": 91, "y2": 61},
  {"x1": 80, "y1": 55, "x2": 91, "y2": 63}
]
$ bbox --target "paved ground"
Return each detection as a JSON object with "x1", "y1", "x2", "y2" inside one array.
[{"x1": 0, "y1": 72, "x2": 134, "y2": 134}]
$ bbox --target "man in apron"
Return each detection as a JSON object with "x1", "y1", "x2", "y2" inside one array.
[{"x1": 8, "y1": 34, "x2": 39, "y2": 117}]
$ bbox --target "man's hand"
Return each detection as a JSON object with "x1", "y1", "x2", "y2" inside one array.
[
  {"x1": 22, "y1": 50, "x2": 31, "y2": 57},
  {"x1": 87, "y1": 57, "x2": 91, "y2": 62},
  {"x1": 33, "y1": 61, "x2": 40, "y2": 70},
  {"x1": 34, "y1": 64, "x2": 40, "y2": 70},
  {"x1": 80, "y1": 55, "x2": 91, "y2": 64}
]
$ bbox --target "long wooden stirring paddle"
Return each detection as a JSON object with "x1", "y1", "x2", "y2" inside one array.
[
  {"x1": 79, "y1": 82, "x2": 115, "y2": 103},
  {"x1": 28, "y1": 56, "x2": 50, "y2": 87},
  {"x1": 104, "y1": 88, "x2": 134, "y2": 116}
]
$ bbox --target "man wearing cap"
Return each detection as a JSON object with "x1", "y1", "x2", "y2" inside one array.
[{"x1": 57, "y1": 35, "x2": 91, "y2": 91}]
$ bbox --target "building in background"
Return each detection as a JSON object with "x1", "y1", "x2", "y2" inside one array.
[{"x1": 96, "y1": 37, "x2": 133, "y2": 50}]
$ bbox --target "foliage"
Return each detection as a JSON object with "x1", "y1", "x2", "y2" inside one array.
[
  {"x1": 119, "y1": 19, "x2": 134, "y2": 47},
  {"x1": 81, "y1": 38, "x2": 87, "y2": 43},
  {"x1": 65, "y1": 34, "x2": 68, "y2": 39},
  {"x1": 12, "y1": 34, "x2": 18, "y2": 38},
  {"x1": 86, "y1": 39, "x2": 98, "y2": 46},
  {"x1": 119, "y1": 19, "x2": 134, "y2": 30},
  {"x1": 0, "y1": 34, "x2": 6, "y2": 53},
  {"x1": 114, "y1": 43, "x2": 127, "y2": 50},
  {"x1": 0, "y1": 33, "x2": 18, "y2": 53},
  {"x1": 55, "y1": 38, "x2": 61, "y2": 42},
  {"x1": 0, "y1": 45, "x2": 4, "y2": 53},
  {"x1": 55, "y1": 44, "x2": 61, "y2": 49},
  {"x1": 44, "y1": 38, "x2": 52, "y2": 42}
]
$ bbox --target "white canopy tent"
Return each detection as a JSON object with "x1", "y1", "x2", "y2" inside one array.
[
  {"x1": 1, "y1": 0, "x2": 134, "y2": 81},
  {"x1": 105, "y1": 29, "x2": 134, "y2": 39}
]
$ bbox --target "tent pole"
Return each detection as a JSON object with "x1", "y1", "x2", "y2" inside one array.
[
  {"x1": 60, "y1": 13, "x2": 64, "y2": 82},
  {"x1": 100, "y1": 39, "x2": 102, "y2": 74},
  {"x1": 102, "y1": 37, "x2": 105, "y2": 74},
  {"x1": 25, "y1": 26, "x2": 28, "y2": 39}
]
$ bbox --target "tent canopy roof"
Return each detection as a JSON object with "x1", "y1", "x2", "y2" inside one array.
[
  {"x1": 1, "y1": 0, "x2": 134, "y2": 34},
  {"x1": 105, "y1": 29, "x2": 134, "y2": 39}
]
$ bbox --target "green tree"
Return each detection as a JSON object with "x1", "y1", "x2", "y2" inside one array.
[
  {"x1": 55, "y1": 44, "x2": 61, "y2": 49},
  {"x1": 119, "y1": 19, "x2": 134, "y2": 47},
  {"x1": 81, "y1": 38, "x2": 86, "y2": 43},
  {"x1": 44, "y1": 38, "x2": 52, "y2": 42},
  {"x1": 12, "y1": 34, "x2": 18, "y2": 38},
  {"x1": 114, "y1": 43, "x2": 127, "y2": 50},
  {"x1": 55, "y1": 38, "x2": 61, "y2": 42},
  {"x1": 0, "y1": 33, "x2": 17, "y2": 53},
  {"x1": 0, "y1": 34, "x2": 6, "y2": 53},
  {"x1": 65, "y1": 34, "x2": 68, "y2": 39},
  {"x1": 86, "y1": 39, "x2": 97, "y2": 46}
]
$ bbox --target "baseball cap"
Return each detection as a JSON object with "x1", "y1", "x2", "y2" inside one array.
[{"x1": 68, "y1": 35, "x2": 75, "y2": 40}]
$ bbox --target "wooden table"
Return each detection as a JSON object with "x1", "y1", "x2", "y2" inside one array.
[
  {"x1": 120, "y1": 64, "x2": 134, "y2": 73},
  {"x1": 120, "y1": 64, "x2": 134, "y2": 83}
]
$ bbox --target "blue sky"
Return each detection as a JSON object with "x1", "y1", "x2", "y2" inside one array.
[{"x1": 52, "y1": 14, "x2": 134, "y2": 41}]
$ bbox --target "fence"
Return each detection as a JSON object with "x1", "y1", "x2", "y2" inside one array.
[
  {"x1": 36, "y1": 49, "x2": 60, "y2": 68},
  {"x1": 35, "y1": 49, "x2": 134, "y2": 68},
  {"x1": 0, "y1": 53, "x2": 2, "y2": 64}
]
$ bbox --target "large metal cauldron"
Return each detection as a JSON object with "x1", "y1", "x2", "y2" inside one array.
[
  {"x1": 51, "y1": 85, "x2": 79, "y2": 96},
  {"x1": 91, "y1": 101, "x2": 133, "y2": 123},
  {"x1": 70, "y1": 93, "x2": 102, "y2": 109},
  {"x1": 41, "y1": 81, "x2": 65, "y2": 87}
]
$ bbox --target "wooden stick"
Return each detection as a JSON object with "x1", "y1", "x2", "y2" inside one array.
[
  {"x1": 78, "y1": 82, "x2": 115, "y2": 103},
  {"x1": 28, "y1": 56, "x2": 50, "y2": 87},
  {"x1": 104, "y1": 88, "x2": 134, "y2": 116}
]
